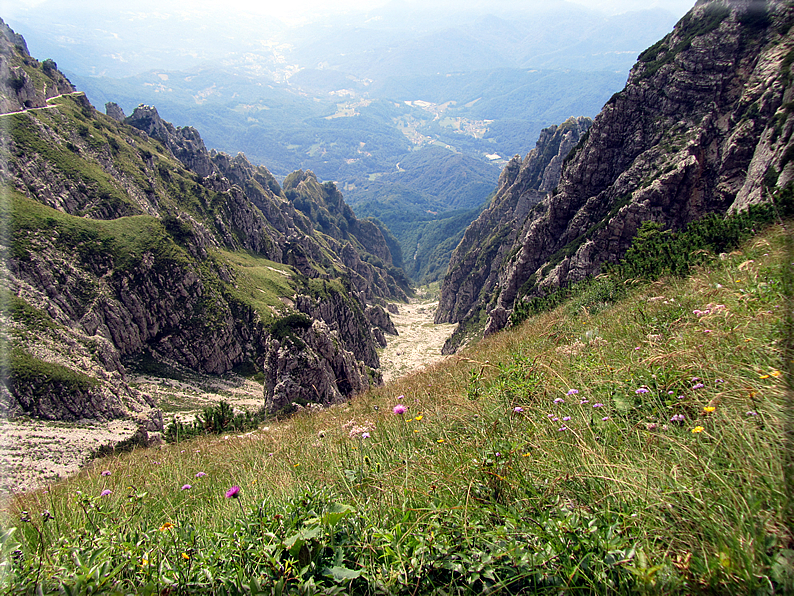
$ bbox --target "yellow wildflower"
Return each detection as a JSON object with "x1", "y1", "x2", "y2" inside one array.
[
  {"x1": 703, "y1": 406, "x2": 716, "y2": 413},
  {"x1": 691, "y1": 426, "x2": 704, "y2": 434},
  {"x1": 182, "y1": 553, "x2": 190, "y2": 560},
  {"x1": 437, "y1": 438, "x2": 445, "y2": 443},
  {"x1": 770, "y1": 370, "x2": 782, "y2": 378},
  {"x1": 759, "y1": 374, "x2": 770, "y2": 379},
  {"x1": 159, "y1": 522, "x2": 174, "y2": 532},
  {"x1": 414, "y1": 415, "x2": 423, "y2": 421}
]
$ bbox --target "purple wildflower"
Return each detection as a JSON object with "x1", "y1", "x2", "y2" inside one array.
[
  {"x1": 393, "y1": 404, "x2": 408, "y2": 415},
  {"x1": 593, "y1": 403, "x2": 604, "y2": 408},
  {"x1": 691, "y1": 377, "x2": 700, "y2": 382},
  {"x1": 602, "y1": 416, "x2": 610, "y2": 421},
  {"x1": 181, "y1": 484, "x2": 192, "y2": 491},
  {"x1": 554, "y1": 398, "x2": 565, "y2": 404},
  {"x1": 677, "y1": 395, "x2": 685, "y2": 400},
  {"x1": 715, "y1": 379, "x2": 724, "y2": 384},
  {"x1": 513, "y1": 406, "x2": 524, "y2": 413},
  {"x1": 361, "y1": 432, "x2": 371, "y2": 439},
  {"x1": 225, "y1": 486, "x2": 241, "y2": 499},
  {"x1": 547, "y1": 414, "x2": 554, "y2": 418},
  {"x1": 566, "y1": 389, "x2": 579, "y2": 395},
  {"x1": 100, "y1": 489, "x2": 112, "y2": 497},
  {"x1": 562, "y1": 416, "x2": 571, "y2": 421},
  {"x1": 747, "y1": 411, "x2": 758, "y2": 416},
  {"x1": 101, "y1": 470, "x2": 111, "y2": 476},
  {"x1": 692, "y1": 383, "x2": 705, "y2": 390},
  {"x1": 670, "y1": 414, "x2": 685, "y2": 423},
  {"x1": 397, "y1": 395, "x2": 404, "y2": 401},
  {"x1": 495, "y1": 452, "x2": 501, "y2": 457},
  {"x1": 195, "y1": 472, "x2": 207, "y2": 478},
  {"x1": 635, "y1": 387, "x2": 649, "y2": 394},
  {"x1": 557, "y1": 426, "x2": 568, "y2": 432},
  {"x1": 580, "y1": 399, "x2": 589, "y2": 405}
]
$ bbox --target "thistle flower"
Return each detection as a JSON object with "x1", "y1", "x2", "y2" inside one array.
[
  {"x1": 635, "y1": 387, "x2": 649, "y2": 394},
  {"x1": 225, "y1": 486, "x2": 241, "y2": 499},
  {"x1": 100, "y1": 489, "x2": 112, "y2": 497},
  {"x1": 195, "y1": 472, "x2": 207, "y2": 478},
  {"x1": 393, "y1": 404, "x2": 408, "y2": 415}
]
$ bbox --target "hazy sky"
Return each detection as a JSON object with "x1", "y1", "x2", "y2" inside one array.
[{"x1": 5, "y1": 0, "x2": 696, "y2": 23}]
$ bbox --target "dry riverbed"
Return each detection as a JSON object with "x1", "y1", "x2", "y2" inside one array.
[{"x1": 0, "y1": 293, "x2": 455, "y2": 495}]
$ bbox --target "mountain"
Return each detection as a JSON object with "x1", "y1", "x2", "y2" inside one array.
[
  {"x1": 436, "y1": 0, "x2": 794, "y2": 352},
  {"x1": 0, "y1": 21, "x2": 409, "y2": 431},
  {"x1": 4, "y1": 2, "x2": 681, "y2": 281}
]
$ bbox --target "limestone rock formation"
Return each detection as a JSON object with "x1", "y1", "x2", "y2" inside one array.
[
  {"x1": 435, "y1": 117, "x2": 592, "y2": 351},
  {"x1": 436, "y1": 0, "x2": 794, "y2": 350},
  {"x1": 1, "y1": 21, "x2": 407, "y2": 425}
]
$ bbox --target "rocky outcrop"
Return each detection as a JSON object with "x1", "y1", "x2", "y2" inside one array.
[
  {"x1": 0, "y1": 18, "x2": 74, "y2": 113},
  {"x1": 437, "y1": 0, "x2": 794, "y2": 349},
  {"x1": 263, "y1": 319, "x2": 373, "y2": 417}
]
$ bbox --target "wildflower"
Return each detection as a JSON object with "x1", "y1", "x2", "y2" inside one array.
[
  {"x1": 746, "y1": 411, "x2": 758, "y2": 416},
  {"x1": 677, "y1": 395, "x2": 685, "y2": 400},
  {"x1": 547, "y1": 414, "x2": 554, "y2": 418},
  {"x1": 393, "y1": 404, "x2": 408, "y2": 415},
  {"x1": 495, "y1": 452, "x2": 501, "y2": 457},
  {"x1": 397, "y1": 395, "x2": 404, "y2": 400},
  {"x1": 646, "y1": 423, "x2": 658, "y2": 431},
  {"x1": 552, "y1": 417, "x2": 559, "y2": 422},
  {"x1": 562, "y1": 416, "x2": 571, "y2": 421},
  {"x1": 159, "y1": 522, "x2": 174, "y2": 532},
  {"x1": 580, "y1": 399, "x2": 589, "y2": 405},
  {"x1": 415, "y1": 415, "x2": 424, "y2": 420},
  {"x1": 602, "y1": 416, "x2": 610, "y2": 421},
  {"x1": 513, "y1": 407, "x2": 524, "y2": 413},
  {"x1": 101, "y1": 470, "x2": 111, "y2": 476},
  {"x1": 703, "y1": 329, "x2": 712, "y2": 333},
  {"x1": 635, "y1": 387, "x2": 649, "y2": 394},
  {"x1": 770, "y1": 370, "x2": 782, "y2": 378},
  {"x1": 567, "y1": 389, "x2": 579, "y2": 395},
  {"x1": 195, "y1": 472, "x2": 207, "y2": 478},
  {"x1": 181, "y1": 484, "x2": 192, "y2": 491},
  {"x1": 715, "y1": 379, "x2": 724, "y2": 384},
  {"x1": 557, "y1": 426, "x2": 568, "y2": 432},
  {"x1": 437, "y1": 438, "x2": 445, "y2": 443},
  {"x1": 182, "y1": 553, "x2": 190, "y2": 560},
  {"x1": 522, "y1": 453, "x2": 531, "y2": 457},
  {"x1": 361, "y1": 432, "x2": 370, "y2": 439},
  {"x1": 225, "y1": 486, "x2": 241, "y2": 499},
  {"x1": 703, "y1": 406, "x2": 716, "y2": 413},
  {"x1": 593, "y1": 403, "x2": 604, "y2": 408},
  {"x1": 668, "y1": 391, "x2": 674, "y2": 395},
  {"x1": 100, "y1": 489, "x2": 112, "y2": 497},
  {"x1": 635, "y1": 347, "x2": 641, "y2": 350},
  {"x1": 554, "y1": 398, "x2": 565, "y2": 404},
  {"x1": 691, "y1": 426, "x2": 704, "y2": 433},
  {"x1": 671, "y1": 414, "x2": 685, "y2": 423},
  {"x1": 692, "y1": 383, "x2": 705, "y2": 390}
]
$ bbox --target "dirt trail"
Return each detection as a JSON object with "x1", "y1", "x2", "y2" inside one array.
[{"x1": 1, "y1": 296, "x2": 455, "y2": 495}]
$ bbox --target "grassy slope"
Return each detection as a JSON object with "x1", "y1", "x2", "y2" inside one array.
[{"x1": 2, "y1": 223, "x2": 792, "y2": 594}]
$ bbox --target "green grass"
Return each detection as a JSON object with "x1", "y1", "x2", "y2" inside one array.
[
  {"x1": 1, "y1": 222, "x2": 791, "y2": 594},
  {"x1": 215, "y1": 250, "x2": 297, "y2": 325}
]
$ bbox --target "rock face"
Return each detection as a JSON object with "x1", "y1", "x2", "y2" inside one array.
[
  {"x1": 1, "y1": 21, "x2": 408, "y2": 424},
  {"x1": 436, "y1": 0, "x2": 794, "y2": 350},
  {"x1": 435, "y1": 117, "x2": 592, "y2": 350}
]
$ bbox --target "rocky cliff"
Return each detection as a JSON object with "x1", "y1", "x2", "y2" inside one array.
[
  {"x1": 0, "y1": 24, "x2": 408, "y2": 426},
  {"x1": 436, "y1": 0, "x2": 794, "y2": 350},
  {"x1": 435, "y1": 117, "x2": 592, "y2": 351}
]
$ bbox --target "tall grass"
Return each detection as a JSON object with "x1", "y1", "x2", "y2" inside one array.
[{"x1": 1, "y1": 223, "x2": 791, "y2": 594}]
